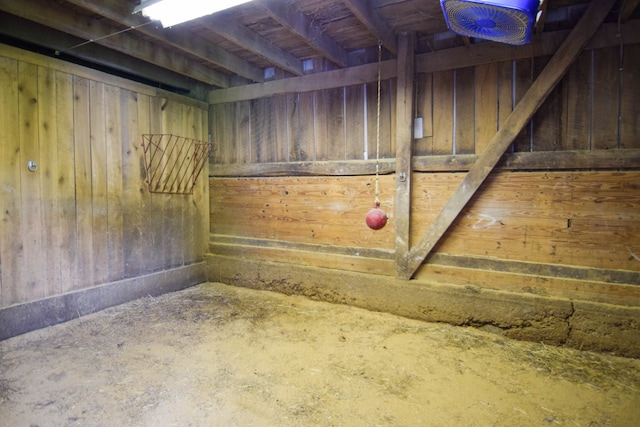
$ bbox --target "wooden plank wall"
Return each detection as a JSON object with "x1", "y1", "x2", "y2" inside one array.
[
  {"x1": 211, "y1": 45, "x2": 639, "y2": 163},
  {"x1": 0, "y1": 45, "x2": 209, "y2": 308},
  {"x1": 211, "y1": 80, "x2": 396, "y2": 164},
  {"x1": 209, "y1": 43, "x2": 640, "y2": 294}
]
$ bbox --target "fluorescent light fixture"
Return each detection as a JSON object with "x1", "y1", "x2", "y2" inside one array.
[{"x1": 134, "y1": 0, "x2": 252, "y2": 27}]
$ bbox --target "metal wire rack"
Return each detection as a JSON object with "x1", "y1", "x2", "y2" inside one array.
[{"x1": 141, "y1": 134, "x2": 212, "y2": 194}]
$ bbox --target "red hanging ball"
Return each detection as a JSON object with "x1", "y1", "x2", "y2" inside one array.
[{"x1": 366, "y1": 203, "x2": 387, "y2": 230}]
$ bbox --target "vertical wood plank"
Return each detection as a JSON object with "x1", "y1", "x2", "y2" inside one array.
[
  {"x1": 181, "y1": 103, "x2": 196, "y2": 265},
  {"x1": 414, "y1": 73, "x2": 433, "y2": 156},
  {"x1": 345, "y1": 84, "x2": 365, "y2": 160},
  {"x1": 455, "y1": 67, "x2": 476, "y2": 154},
  {"x1": 592, "y1": 47, "x2": 620, "y2": 150},
  {"x1": 326, "y1": 87, "x2": 345, "y2": 160},
  {"x1": 73, "y1": 76, "x2": 93, "y2": 289},
  {"x1": 314, "y1": 89, "x2": 329, "y2": 161},
  {"x1": 105, "y1": 84, "x2": 124, "y2": 281},
  {"x1": 620, "y1": 44, "x2": 640, "y2": 149},
  {"x1": 513, "y1": 59, "x2": 533, "y2": 152},
  {"x1": 532, "y1": 55, "x2": 564, "y2": 151},
  {"x1": 236, "y1": 100, "x2": 251, "y2": 163},
  {"x1": 162, "y1": 100, "x2": 183, "y2": 268},
  {"x1": 564, "y1": 50, "x2": 593, "y2": 150},
  {"x1": 199, "y1": 107, "x2": 210, "y2": 258},
  {"x1": 147, "y1": 95, "x2": 166, "y2": 272},
  {"x1": 19, "y1": 62, "x2": 44, "y2": 301},
  {"x1": 136, "y1": 93, "x2": 155, "y2": 271},
  {"x1": 251, "y1": 97, "x2": 275, "y2": 163},
  {"x1": 395, "y1": 33, "x2": 415, "y2": 278},
  {"x1": 432, "y1": 70, "x2": 454, "y2": 155},
  {"x1": 90, "y1": 80, "x2": 109, "y2": 284},
  {"x1": 475, "y1": 63, "x2": 499, "y2": 154},
  {"x1": 38, "y1": 66, "x2": 61, "y2": 297},
  {"x1": 275, "y1": 94, "x2": 291, "y2": 162},
  {"x1": 121, "y1": 88, "x2": 144, "y2": 276},
  {"x1": 497, "y1": 61, "x2": 513, "y2": 132},
  {"x1": 55, "y1": 71, "x2": 77, "y2": 293},
  {"x1": 380, "y1": 79, "x2": 394, "y2": 158},
  {"x1": 0, "y1": 57, "x2": 21, "y2": 306},
  {"x1": 290, "y1": 92, "x2": 315, "y2": 161}
]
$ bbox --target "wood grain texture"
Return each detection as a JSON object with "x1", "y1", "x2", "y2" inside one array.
[
  {"x1": 405, "y1": 0, "x2": 619, "y2": 278},
  {"x1": 0, "y1": 46, "x2": 209, "y2": 309}
]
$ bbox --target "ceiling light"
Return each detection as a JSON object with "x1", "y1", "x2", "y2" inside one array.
[{"x1": 134, "y1": 0, "x2": 252, "y2": 28}]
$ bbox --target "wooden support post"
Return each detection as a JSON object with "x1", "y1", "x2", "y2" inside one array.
[
  {"x1": 395, "y1": 33, "x2": 415, "y2": 278},
  {"x1": 403, "y1": 0, "x2": 618, "y2": 280}
]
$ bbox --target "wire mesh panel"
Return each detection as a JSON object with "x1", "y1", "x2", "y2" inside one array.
[{"x1": 141, "y1": 134, "x2": 212, "y2": 194}]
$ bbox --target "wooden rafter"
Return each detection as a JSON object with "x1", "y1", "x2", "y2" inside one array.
[
  {"x1": 257, "y1": 0, "x2": 349, "y2": 68},
  {"x1": 202, "y1": 13, "x2": 304, "y2": 76},
  {"x1": 342, "y1": 0, "x2": 398, "y2": 55},
  {"x1": 0, "y1": 0, "x2": 232, "y2": 87},
  {"x1": 60, "y1": 0, "x2": 263, "y2": 84},
  {"x1": 400, "y1": 0, "x2": 619, "y2": 280}
]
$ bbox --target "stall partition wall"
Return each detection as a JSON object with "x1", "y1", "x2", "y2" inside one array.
[
  {"x1": 208, "y1": 43, "x2": 640, "y2": 307},
  {"x1": 0, "y1": 44, "x2": 209, "y2": 312}
]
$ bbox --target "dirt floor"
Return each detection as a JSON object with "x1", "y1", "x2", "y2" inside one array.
[{"x1": 1, "y1": 282, "x2": 639, "y2": 427}]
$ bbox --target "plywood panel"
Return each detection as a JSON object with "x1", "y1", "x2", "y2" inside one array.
[{"x1": 0, "y1": 56, "x2": 21, "y2": 306}]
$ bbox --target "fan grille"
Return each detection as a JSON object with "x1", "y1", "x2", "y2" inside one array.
[{"x1": 442, "y1": 0, "x2": 536, "y2": 45}]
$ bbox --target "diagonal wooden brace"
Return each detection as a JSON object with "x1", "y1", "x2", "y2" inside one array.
[{"x1": 400, "y1": 0, "x2": 618, "y2": 280}]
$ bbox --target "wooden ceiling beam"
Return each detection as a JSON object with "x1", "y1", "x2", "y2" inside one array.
[
  {"x1": 0, "y1": 0, "x2": 230, "y2": 87},
  {"x1": 208, "y1": 19, "x2": 640, "y2": 104},
  {"x1": 62, "y1": 0, "x2": 264, "y2": 83},
  {"x1": 342, "y1": 0, "x2": 398, "y2": 55},
  {"x1": 257, "y1": 0, "x2": 349, "y2": 68},
  {"x1": 620, "y1": 0, "x2": 640, "y2": 21},
  {"x1": 203, "y1": 13, "x2": 304, "y2": 76},
  {"x1": 0, "y1": 13, "x2": 208, "y2": 96},
  {"x1": 402, "y1": 0, "x2": 619, "y2": 279}
]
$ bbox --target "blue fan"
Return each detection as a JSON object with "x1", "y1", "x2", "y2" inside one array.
[{"x1": 441, "y1": 0, "x2": 541, "y2": 45}]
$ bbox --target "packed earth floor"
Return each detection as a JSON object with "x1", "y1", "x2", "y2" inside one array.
[{"x1": 1, "y1": 282, "x2": 639, "y2": 426}]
